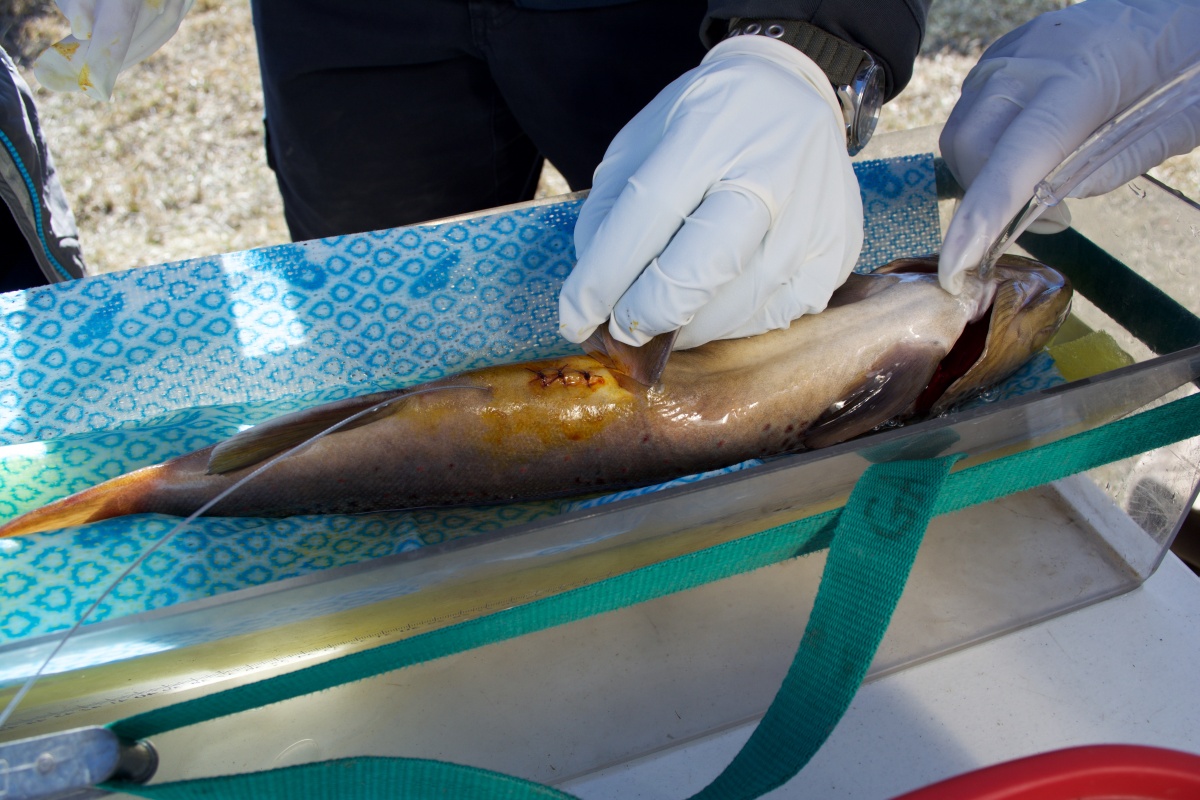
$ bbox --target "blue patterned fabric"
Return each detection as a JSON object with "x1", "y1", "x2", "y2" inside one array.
[{"x1": 0, "y1": 154, "x2": 1060, "y2": 646}]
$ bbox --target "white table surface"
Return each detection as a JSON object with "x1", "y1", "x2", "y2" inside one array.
[{"x1": 563, "y1": 553, "x2": 1200, "y2": 799}]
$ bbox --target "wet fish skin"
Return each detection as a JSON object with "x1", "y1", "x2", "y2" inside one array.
[{"x1": 0, "y1": 255, "x2": 1070, "y2": 537}]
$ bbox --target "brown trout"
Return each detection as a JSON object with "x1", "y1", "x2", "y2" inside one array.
[{"x1": 0, "y1": 255, "x2": 1070, "y2": 538}]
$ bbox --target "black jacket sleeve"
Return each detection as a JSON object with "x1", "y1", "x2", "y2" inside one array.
[
  {"x1": 702, "y1": 0, "x2": 931, "y2": 100},
  {"x1": 0, "y1": 45, "x2": 87, "y2": 285}
]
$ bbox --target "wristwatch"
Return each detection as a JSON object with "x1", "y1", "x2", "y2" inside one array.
[{"x1": 726, "y1": 18, "x2": 885, "y2": 155}]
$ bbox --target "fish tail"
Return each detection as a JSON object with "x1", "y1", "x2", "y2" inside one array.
[{"x1": 0, "y1": 465, "x2": 166, "y2": 538}]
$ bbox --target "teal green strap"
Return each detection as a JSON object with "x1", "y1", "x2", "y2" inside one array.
[
  {"x1": 110, "y1": 510, "x2": 846, "y2": 742},
  {"x1": 112, "y1": 757, "x2": 577, "y2": 800},
  {"x1": 690, "y1": 456, "x2": 956, "y2": 799},
  {"x1": 108, "y1": 457, "x2": 957, "y2": 800},
  {"x1": 936, "y1": 390, "x2": 1200, "y2": 517}
]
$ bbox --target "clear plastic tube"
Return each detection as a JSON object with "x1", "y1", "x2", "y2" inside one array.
[{"x1": 981, "y1": 58, "x2": 1200, "y2": 276}]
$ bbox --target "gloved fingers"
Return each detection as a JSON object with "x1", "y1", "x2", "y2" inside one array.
[
  {"x1": 564, "y1": 34, "x2": 853, "y2": 347},
  {"x1": 938, "y1": 61, "x2": 1024, "y2": 191},
  {"x1": 674, "y1": 248, "x2": 851, "y2": 350},
  {"x1": 85, "y1": 0, "x2": 145, "y2": 59},
  {"x1": 571, "y1": 144, "x2": 649, "y2": 264},
  {"x1": 574, "y1": 38, "x2": 830, "y2": 274},
  {"x1": 670, "y1": 166, "x2": 862, "y2": 350},
  {"x1": 572, "y1": 180, "x2": 618, "y2": 266},
  {"x1": 1072, "y1": 101, "x2": 1200, "y2": 197},
  {"x1": 32, "y1": 36, "x2": 89, "y2": 94},
  {"x1": 939, "y1": 204, "x2": 1005, "y2": 296},
  {"x1": 55, "y1": 0, "x2": 98, "y2": 41},
  {"x1": 33, "y1": 36, "x2": 123, "y2": 100},
  {"x1": 939, "y1": 0, "x2": 1200, "y2": 294},
  {"x1": 86, "y1": 0, "x2": 152, "y2": 94},
  {"x1": 562, "y1": 125, "x2": 742, "y2": 345},
  {"x1": 561, "y1": 185, "x2": 690, "y2": 344},
  {"x1": 681, "y1": 199, "x2": 862, "y2": 349},
  {"x1": 574, "y1": 98, "x2": 744, "y2": 264},
  {"x1": 124, "y1": 0, "x2": 194, "y2": 66},
  {"x1": 572, "y1": 76, "x2": 691, "y2": 258},
  {"x1": 36, "y1": 0, "x2": 191, "y2": 99},
  {"x1": 939, "y1": 75, "x2": 1113, "y2": 294},
  {"x1": 606, "y1": 185, "x2": 772, "y2": 346}
]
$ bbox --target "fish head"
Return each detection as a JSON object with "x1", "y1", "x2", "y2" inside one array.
[
  {"x1": 797, "y1": 253, "x2": 1070, "y2": 450},
  {"x1": 927, "y1": 253, "x2": 1072, "y2": 415}
]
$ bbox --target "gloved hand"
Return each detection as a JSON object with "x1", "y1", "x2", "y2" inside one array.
[
  {"x1": 938, "y1": 0, "x2": 1200, "y2": 295},
  {"x1": 559, "y1": 35, "x2": 863, "y2": 351},
  {"x1": 33, "y1": 0, "x2": 194, "y2": 101}
]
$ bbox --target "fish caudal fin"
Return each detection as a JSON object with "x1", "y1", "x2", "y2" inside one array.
[{"x1": 0, "y1": 465, "x2": 165, "y2": 538}]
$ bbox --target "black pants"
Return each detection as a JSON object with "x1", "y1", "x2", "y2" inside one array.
[
  {"x1": 0, "y1": 203, "x2": 45, "y2": 292},
  {"x1": 251, "y1": 0, "x2": 708, "y2": 241}
]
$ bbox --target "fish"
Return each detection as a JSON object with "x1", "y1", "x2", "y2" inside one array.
[{"x1": 0, "y1": 254, "x2": 1070, "y2": 538}]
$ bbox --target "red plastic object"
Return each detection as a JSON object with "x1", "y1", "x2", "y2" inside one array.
[{"x1": 891, "y1": 745, "x2": 1200, "y2": 800}]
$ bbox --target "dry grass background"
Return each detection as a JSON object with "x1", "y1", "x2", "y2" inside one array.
[
  {"x1": 7, "y1": 0, "x2": 288, "y2": 273},
  {"x1": 5, "y1": 0, "x2": 1199, "y2": 275}
]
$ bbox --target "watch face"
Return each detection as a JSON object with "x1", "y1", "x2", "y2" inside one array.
[{"x1": 848, "y1": 62, "x2": 885, "y2": 156}]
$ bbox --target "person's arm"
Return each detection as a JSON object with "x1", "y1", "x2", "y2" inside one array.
[{"x1": 559, "y1": 1, "x2": 931, "y2": 351}]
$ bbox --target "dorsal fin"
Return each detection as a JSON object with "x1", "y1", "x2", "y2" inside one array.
[{"x1": 206, "y1": 390, "x2": 410, "y2": 475}]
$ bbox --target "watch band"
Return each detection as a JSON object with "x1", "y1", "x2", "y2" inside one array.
[{"x1": 726, "y1": 18, "x2": 870, "y2": 88}]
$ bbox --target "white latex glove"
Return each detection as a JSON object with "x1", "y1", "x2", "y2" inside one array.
[
  {"x1": 939, "y1": 0, "x2": 1200, "y2": 295},
  {"x1": 33, "y1": 0, "x2": 194, "y2": 101},
  {"x1": 559, "y1": 35, "x2": 863, "y2": 351}
]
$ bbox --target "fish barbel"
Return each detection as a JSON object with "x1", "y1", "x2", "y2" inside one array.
[{"x1": 0, "y1": 255, "x2": 1070, "y2": 538}]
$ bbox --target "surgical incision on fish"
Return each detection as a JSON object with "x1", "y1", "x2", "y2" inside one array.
[{"x1": 0, "y1": 255, "x2": 1071, "y2": 537}]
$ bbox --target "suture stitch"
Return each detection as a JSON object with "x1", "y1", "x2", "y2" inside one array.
[{"x1": 526, "y1": 366, "x2": 605, "y2": 388}]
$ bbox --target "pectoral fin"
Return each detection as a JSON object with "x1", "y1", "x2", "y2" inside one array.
[
  {"x1": 583, "y1": 326, "x2": 678, "y2": 387},
  {"x1": 207, "y1": 390, "x2": 410, "y2": 475},
  {"x1": 800, "y1": 344, "x2": 941, "y2": 450}
]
